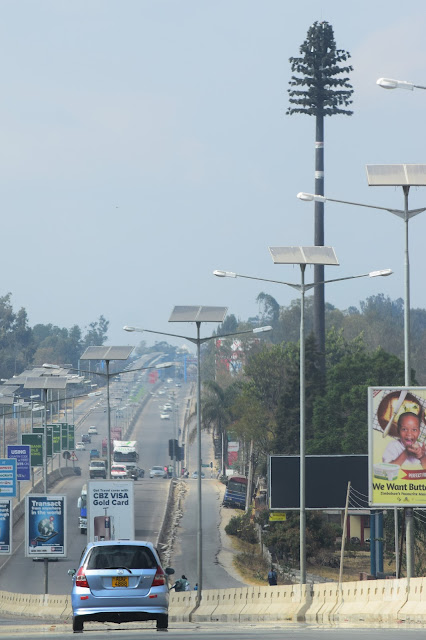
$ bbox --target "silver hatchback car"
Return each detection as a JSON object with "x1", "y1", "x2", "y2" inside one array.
[{"x1": 68, "y1": 540, "x2": 174, "y2": 633}]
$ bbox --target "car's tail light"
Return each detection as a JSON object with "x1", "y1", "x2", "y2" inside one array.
[
  {"x1": 151, "y1": 566, "x2": 166, "y2": 587},
  {"x1": 76, "y1": 567, "x2": 89, "y2": 588}
]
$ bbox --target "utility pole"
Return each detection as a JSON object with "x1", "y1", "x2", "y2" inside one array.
[{"x1": 287, "y1": 20, "x2": 353, "y2": 370}]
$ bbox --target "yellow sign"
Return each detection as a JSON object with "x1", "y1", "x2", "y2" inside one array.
[
  {"x1": 369, "y1": 387, "x2": 426, "y2": 506},
  {"x1": 269, "y1": 511, "x2": 286, "y2": 522}
]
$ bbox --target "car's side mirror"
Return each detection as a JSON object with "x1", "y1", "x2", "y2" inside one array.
[
  {"x1": 68, "y1": 569, "x2": 76, "y2": 577},
  {"x1": 165, "y1": 567, "x2": 175, "y2": 575}
]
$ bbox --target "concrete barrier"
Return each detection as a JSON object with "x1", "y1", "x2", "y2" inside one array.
[
  {"x1": 332, "y1": 582, "x2": 374, "y2": 623},
  {"x1": 192, "y1": 589, "x2": 222, "y2": 621},
  {"x1": 241, "y1": 584, "x2": 307, "y2": 621},
  {"x1": 2, "y1": 577, "x2": 426, "y2": 625},
  {"x1": 380, "y1": 578, "x2": 408, "y2": 623},
  {"x1": 399, "y1": 577, "x2": 426, "y2": 623},
  {"x1": 169, "y1": 590, "x2": 198, "y2": 621}
]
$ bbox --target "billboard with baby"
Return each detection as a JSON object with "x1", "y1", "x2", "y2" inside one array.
[{"x1": 369, "y1": 387, "x2": 426, "y2": 506}]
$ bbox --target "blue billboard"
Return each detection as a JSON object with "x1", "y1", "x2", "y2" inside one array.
[
  {"x1": 0, "y1": 499, "x2": 12, "y2": 554},
  {"x1": 25, "y1": 495, "x2": 67, "y2": 558},
  {"x1": 7, "y1": 445, "x2": 31, "y2": 481}
]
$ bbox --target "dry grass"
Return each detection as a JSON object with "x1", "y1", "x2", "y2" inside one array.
[
  {"x1": 230, "y1": 541, "x2": 396, "y2": 584},
  {"x1": 231, "y1": 539, "x2": 271, "y2": 585}
]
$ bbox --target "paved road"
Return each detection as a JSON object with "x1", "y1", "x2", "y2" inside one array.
[
  {"x1": 0, "y1": 367, "x2": 187, "y2": 594},
  {"x1": 170, "y1": 416, "x2": 246, "y2": 590},
  {"x1": 0, "y1": 622, "x2": 426, "y2": 638}
]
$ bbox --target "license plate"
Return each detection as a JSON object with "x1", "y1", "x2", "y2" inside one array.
[{"x1": 112, "y1": 576, "x2": 128, "y2": 587}]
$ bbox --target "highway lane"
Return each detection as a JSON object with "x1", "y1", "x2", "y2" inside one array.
[
  {"x1": 2, "y1": 623, "x2": 426, "y2": 639},
  {"x1": 170, "y1": 420, "x2": 246, "y2": 590},
  {"x1": 0, "y1": 369, "x2": 188, "y2": 594}
]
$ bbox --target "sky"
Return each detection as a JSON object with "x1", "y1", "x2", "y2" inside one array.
[{"x1": 2, "y1": 1, "x2": 426, "y2": 352}]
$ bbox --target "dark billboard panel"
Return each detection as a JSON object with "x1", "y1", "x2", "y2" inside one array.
[{"x1": 269, "y1": 455, "x2": 368, "y2": 510}]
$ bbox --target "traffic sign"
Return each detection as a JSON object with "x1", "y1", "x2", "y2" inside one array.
[
  {"x1": 269, "y1": 511, "x2": 287, "y2": 522},
  {"x1": 70, "y1": 452, "x2": 78, "y2": 461}
]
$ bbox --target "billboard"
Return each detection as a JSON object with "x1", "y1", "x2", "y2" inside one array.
[
  {"x1": 369, "y1": 387, "x2": 426, "y2": 506},
  {"x1": 87, "y1": 481, "x2": 134, "y2": 542},
  {"x1": 22, "y1": 434, "x2": 43, "y2": 467},
  {"x1": 0, "y1": 499, "x2": 12, "y2": 554},
  {"x1": 269, "y1": 455, "x2": 368, "y2": 510},
  {"x1": 7, "y1": 445, "x2": 31, "y2": 481},
  {"x1": 0, "y1": 458, "x2": 17, "y2": 498},
  {"x1": 25, "y1": 495, "x2": 67, "y2": 558}
]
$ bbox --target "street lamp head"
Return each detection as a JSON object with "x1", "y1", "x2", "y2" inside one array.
[
  {"x1": 42, "y1": 363, "x2": 60, "y2": 369},
  {"x1": 123, "y1": 326, "x2": 137, "y2": 332},
  {"x1": 297, "y1": 192, "x2": 326, "y2": 203},
  {"x1": 155, "y1": 362, "x2": 173, "y2": 369},
  {"x1": 368, "y1": 269, "x2": 393, "y2": 278},
  {"x1": 213, "y1": 270, "x2": 237, "y2": 278},
  {"x1": 253, "y1": 326, "x2": 273, "y2": 334},
  {"x1": 376, "y1": 77, "x2": 414, "y2": 91}
]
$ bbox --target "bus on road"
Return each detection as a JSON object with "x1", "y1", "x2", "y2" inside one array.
[{"x1": 223, "y1": 476, "x2": 248, "y2": 509}]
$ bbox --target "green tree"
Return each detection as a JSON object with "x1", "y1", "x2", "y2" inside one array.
[
  {"x1": 201, "y1": 380, "x2": 242, "y2": 471},
  {"x1": 309, "y1": 346, "x2": 405, "y2": 455},
  {"x1": 273, "y1": 334, "x2": 324, "y2": 454},
  {"x1": 262, "y1": 511, "x2": 339, "y2": 565},
  {"x1": 0, "y1": 293, "x2": 34, "y2": 376},
  {"x1": 82, "y1": 315, "x2": 109, "y2": 348}
]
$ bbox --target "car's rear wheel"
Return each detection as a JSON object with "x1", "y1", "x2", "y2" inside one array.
[
  {"x1": 72, "y1": 616, "x2": 83, "y2": 633},
  {"x1": 157, "y1": 614, "x2": 168, "y2": 630}
]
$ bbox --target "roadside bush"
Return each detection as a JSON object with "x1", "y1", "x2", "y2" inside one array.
[
  {"x1": 262, "y1": 511, "x2": 341, "y2": 565},
  {"x1": 225, "y1": 511, "x2": 258, "y2": 544}
]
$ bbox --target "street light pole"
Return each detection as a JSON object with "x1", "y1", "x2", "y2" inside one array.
[
  {"x1": 106, "y1": 359, "x2": 112, "y2": 480},
  {"x1": 377, "y1": 77, "x2": 426, "y2": 91},
  {"x1": 215, "y1": 257, "x2": 392, "y2": 585},
  {"x1": 297, "y1": 185, "x2": 426, "y2": 388},
  {"x1": 195, "y1": 321, "x2": 202, "y2": 595},
  {"x1": 299, "y1": 264, "x2": 306, "y2": 582},
  {"x1": 124, "y1": 315, "x2": 272, "y2": 602}
]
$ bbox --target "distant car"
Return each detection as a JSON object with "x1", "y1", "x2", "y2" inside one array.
[
  {"x1": 68, "y1": 540, "x2": 175, "y2": 632},
  {"x1": 127, "y1": 465, "x2": 145, "y2": 480},
  {"x1": 191, "y1": 471, "x2": 205, "y2": 479},
  {"x1": 175, "y1": 383, "x2": 181, "y2": 387},
  {"x1": 111, "y1": 464, "x2": 128, "y2": 479},
  {"x1": 88, "y1": 426, "x2": 98, "y2": 435},
  {"x1": 160, "y1": 413, "x2": 170, "y2": 420},
  {"x1": 81, "y1": 434, "x2": 91, "y2": 444},
  {"x1": 75, "y1": 442, "x2": 86, "y2": 451},
  {"x1": 149, "y1": 466, "x2": 167, "y2": 479},
  {"x1": 89, "y1": 449, "x2": 100, "y2": 460}
]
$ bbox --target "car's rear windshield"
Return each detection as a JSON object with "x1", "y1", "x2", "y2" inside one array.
[
  {"x1": 91, "y1": 461, "x2": 105, "y2": 467},
  {"x1": 86, "y1": 545, "x2": 157, "y2": 570}
]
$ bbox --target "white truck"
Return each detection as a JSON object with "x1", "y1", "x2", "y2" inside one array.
[
  {"x1": 89, "y1": 458, "x2": 108, "y2": 479},
  {"x1": 112, "y1": 440, "x2": 139, "y2": 472},
  {"x1": 77, "y1": 484, "x2": 88, "y2": 534}
]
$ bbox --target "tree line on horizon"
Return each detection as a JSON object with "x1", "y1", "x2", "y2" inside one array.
[{"x1": 0, "y1": 293, "x2": 109, "y2": 380}]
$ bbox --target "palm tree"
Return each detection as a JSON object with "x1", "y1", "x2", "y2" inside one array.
[{"x1": 200, "y1": 380, "x2": 242, "y2": 474}]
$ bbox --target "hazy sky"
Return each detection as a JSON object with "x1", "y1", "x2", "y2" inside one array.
[{"x1": 2, "y1": 1, "x2": 426, "y2": 351}]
